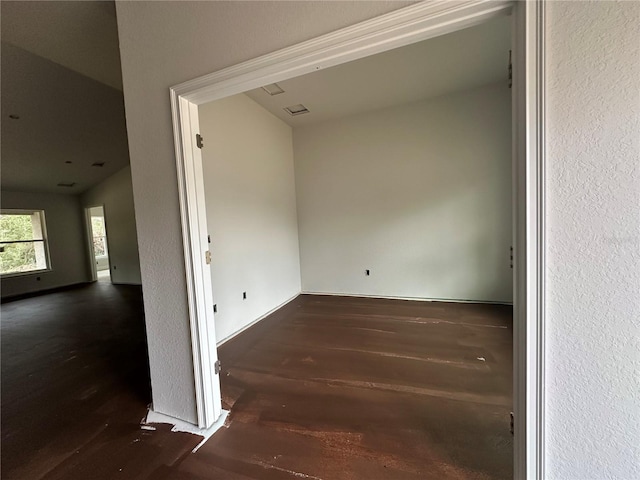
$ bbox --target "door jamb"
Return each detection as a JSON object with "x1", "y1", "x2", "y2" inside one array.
[
  {"x1": 169, "y1": 1, "x2": 546, "y2": 477},
  {"x1": 85, "y1": 204, "x2": 112, "y2": 282}
]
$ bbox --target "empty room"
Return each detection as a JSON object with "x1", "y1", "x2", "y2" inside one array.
[
  {"x1": 182, "y1": 15, "x2": 514, "y2": 479},
  {"x1": 2, "y1": 0, "x2": 636, "y2": 478}
]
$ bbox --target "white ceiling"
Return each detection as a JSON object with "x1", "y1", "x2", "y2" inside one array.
[
  {"x1": 1, "y1": 1, "x2": 123, "y2": 91},
  {"x1": 1, "y1": 42, "x2": 131, "y2": 194},
  {"x1": 245, "y1": 14, "x2": 511, "y2": 128},
  {"x1": 0, "y1": 3, "x2": 509, "y2": 194},
  {"x1": 1, "y1": 1, "x2": 129, "y2": 195}
]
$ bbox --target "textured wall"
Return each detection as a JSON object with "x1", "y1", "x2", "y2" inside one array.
[
  {"x1": 545, "y1": 1, "x2": 640, "y2": 478},
  {"x1": 116, "y1": 2, "x2": 640, "y2": 473},
  {"x1": 200, "y1": 94, "x2": 301, "y2": 343},
  {"x1": 115, "y1": 0, "x2": 412, "y2": 424},
  {"x1": 81, "y1": 166, "x2": 142, "y2": 285},
  {"x1": 295, "y1": 83, "x2": 512, "y2": 302}
]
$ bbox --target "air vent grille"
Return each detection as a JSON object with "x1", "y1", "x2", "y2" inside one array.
[
  {"x1": 261, "y1": 83, "x2": 285, "y2": 96},
  {"x1": 284, "y1": 104, "x2": 310, "y2": 116}
]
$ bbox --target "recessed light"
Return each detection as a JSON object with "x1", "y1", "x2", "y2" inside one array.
[
  {"x1": 8, "y1": 114, "x2": 20, "y2": 120},
  {"x1": 283, "y1": 104, "x2": 310, "y2": 116},
  {"x1": 57, "y1": 182, "x2": 76, "y2": 188},
  {"x1": 261, "y1": 83, "x2": 285, "y2": 96},
  {"x1": 92, "y1": 162, "x2": 105, "y2": 167}
]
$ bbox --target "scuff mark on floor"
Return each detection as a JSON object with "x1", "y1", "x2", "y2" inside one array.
[
  {"x1": 312, "y1": 377, "x2": 511, "y2": 406},
  {"x1": 253, "y1": 459, "x2": 324, "y2": 479},
  {"x1": 325, "y1": 346, "x2": 486, "y2": 369}
]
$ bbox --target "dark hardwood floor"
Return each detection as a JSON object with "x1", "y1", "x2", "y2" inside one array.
[
  {"x1": 1, "y1": 283, "x2": 199, "y2": 480},
  {"x1": 1, "y1": 285, "x2": 512, "y2": 479}
]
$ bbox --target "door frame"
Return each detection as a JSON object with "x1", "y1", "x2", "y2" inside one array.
[
  {"x1": 84, "y1": 204, "x2": 112, "y2": 282},
  {"x1": 169, "y1": 1, "x2": 546, "y2": 477}
]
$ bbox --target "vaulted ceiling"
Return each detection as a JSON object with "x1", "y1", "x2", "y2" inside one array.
[
  {"x1": 1, "y1": 2, "x2": 510, "y2": 194},
  {"x1": 1, "y1": 1, "x2": 129, "y2": 195},
  {"x1": 2, "y1": 1, "x2": 123, "y2": 90}
]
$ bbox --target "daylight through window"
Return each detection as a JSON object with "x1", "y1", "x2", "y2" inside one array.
[{"x1": 0, "y1": 210, "x2": 50, "y2": 275}]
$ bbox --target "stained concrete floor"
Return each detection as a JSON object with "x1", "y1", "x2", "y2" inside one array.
[{"x1": 1, "y1": 285, "x2": 512, "y2": 479}]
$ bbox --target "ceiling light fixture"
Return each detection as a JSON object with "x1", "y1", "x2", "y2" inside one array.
[
  {"x1": 283, "y1": 104, "x2": 310, "y2": 116},
  {"x1": 261, "y1": 83, "x2": 285, "y2": 96},
  {"x1": 57, "y1": 182, "x2": 76, "y2": 188}
]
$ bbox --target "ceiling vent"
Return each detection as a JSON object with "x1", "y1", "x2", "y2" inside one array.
[
  {"x1": 92, "y1": 162, "x2": 105, "y2": 167},
  {"x1": 284, "y1": 104, "x2": 310, "y2": 116},
  {"x1": 57, "y1": 182, "x2": 76, "y2": 188},
  {"x1": 261, "y1": 83, "x2": 285, "y2": 96}
]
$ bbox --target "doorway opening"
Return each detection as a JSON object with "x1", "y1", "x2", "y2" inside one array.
[
  {"x1": 87, "y1": 206, "x2": 111, "y2": 283},
  {"x1": 170, "y1": 1, "x2": 545, "y2": 477}
]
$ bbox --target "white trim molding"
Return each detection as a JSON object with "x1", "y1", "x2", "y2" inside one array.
[
  {"x1": 513, "y1": 1, "x2": 547, "y2": 478},
  {"x1": 169, "y1": 1, "x2": 545, "y2": 475}
]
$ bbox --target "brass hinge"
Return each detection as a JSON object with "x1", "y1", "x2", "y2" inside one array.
[
  {"x1": 196, "y1": 133, "x2": 204, "y2": 149},
  {"x1": 214, "y1": 360, "x2": 222, "y2": 375},
  {"x1": 205, "y1": 250, "x2": 211, "y2": 264}
]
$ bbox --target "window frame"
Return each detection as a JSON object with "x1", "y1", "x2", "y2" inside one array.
[{"x1": 0, "y1": 209, "x2": 52, "y2": 277}]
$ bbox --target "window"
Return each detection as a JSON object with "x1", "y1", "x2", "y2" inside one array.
[
  {"x1": 0, "y1": 210, "x2": 50, "y2": 275},
  {"x1": 91, "y1": 215, "x2": 108, "y2": 258}
]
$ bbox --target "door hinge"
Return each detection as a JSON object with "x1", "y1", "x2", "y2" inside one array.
[
  {"x1": 214, "y1": 360, "x2": 222, "y2": 375},
  {"x1": 510, "y1": 246, "x2": 513, "y2": 269},
  {"x1": 205, "y1": 250, "x2": 211, "y2": 264},
  {"x1": 196, "y1": 133, "x2": 204, "y2": 149},
  {"x1": 510, "y1": 412, "x2": 514, "y2": 435},
  {"x1": 508, "y1": 50, "x2": 513, "y2": 89}
]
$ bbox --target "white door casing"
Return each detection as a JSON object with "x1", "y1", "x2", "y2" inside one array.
[{"x1": 170, "y1": 1, "x2": 545, "y2": 477}]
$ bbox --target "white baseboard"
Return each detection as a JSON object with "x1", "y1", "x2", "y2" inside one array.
[
  {"x1": 216, "y1": 293, "x2": 300, "y2": 346},
  {"x1": 301, "y1": 291, "x2": 513, "y2": 306},
  {"x1": 144, "y1": 408, "x2": 229, "y2": 453}
]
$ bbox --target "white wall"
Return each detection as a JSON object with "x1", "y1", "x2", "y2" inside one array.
[
  {"x1": 115, "y1": 0, "x2": 411, "y2": 424},
  {"x1": 1, "y1": 190, "x2": 89, "y2": 298},
  {"x1": 545, "y1": 2, "x2": 640, "y2": 478},
  {"x1": 199, "y1": 94, "x2": 301, "y2": 342},
  {"x1": 81, "y1": 166, "x2": 142, "y2": 285},
  {"x1": 295, "y1": 83, "x2": 512, "y2": 303},
  {"x1": 116, "y1": 4, "x2": 640, "y2": 474}
]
